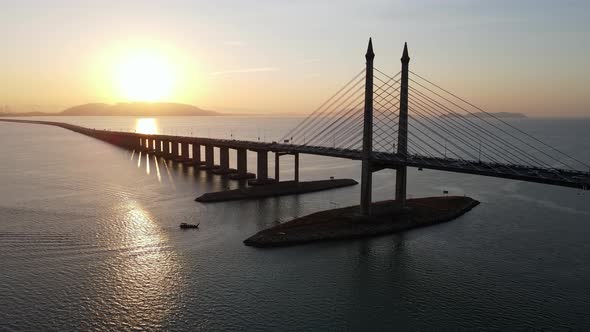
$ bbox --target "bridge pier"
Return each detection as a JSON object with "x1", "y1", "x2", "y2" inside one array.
[
  {"x1": 294, "y1": 153, "x2": 300, "y2": 183},
  {"x1": 273, "y1": 152, "x2": 300, "y2": 183},
  {"x1": 213, "y1": 146, "x2": 236, "y2": 174},
  {"x1": 275, "y1": 152, "x2": 280, "y2": 182},
  {"x1": 192, "y1": 143, "x2": 202, "y2": 165},
  {"x1": 181, "y1": 142, "x2": 189, "y2": 160},
  {"x1": 204, "y1": 145, "x2": 214, "y2": 169},
  {"x1": 229, "y1": 148, "x2": 255, "y2": 180},
  {"x1": 155, "y1": 139, "x2": 162, "y2": 155},
  {"x1": 166, "y1": 140, "x2": 172, "y2": 157},
  {"x1": 165, "y1": 141, "x2": 170, "y2": 156},
  {"x1": 220, "y1": 147, "x2": 229, "y2": 170},
  {"x1": 172, "y1": 141, "x2": 179, "y2": 159},
  {"x1": 248, "y1": 150, "x2": 274, "y2": 185},
  {"x1": 148, "y1": 138, "x2": 153, "y2": 151}
]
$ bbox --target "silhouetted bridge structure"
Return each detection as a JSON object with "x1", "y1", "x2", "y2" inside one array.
[{"x1": 2, "y1": 39, "x2": 589, "y2": 215}]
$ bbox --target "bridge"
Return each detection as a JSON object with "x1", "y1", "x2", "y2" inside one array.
[{"x1": 2, "y1": 39, "x2": 589, "y2": 216}]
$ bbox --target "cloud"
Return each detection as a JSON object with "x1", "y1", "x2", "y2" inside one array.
[{"x1": 211, "y1": 67, "x2": 279, "y2": 76}]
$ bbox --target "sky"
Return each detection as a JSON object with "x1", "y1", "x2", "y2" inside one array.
[{"x1": 0, "y1": 0, "x2": 588, "y2": 116}]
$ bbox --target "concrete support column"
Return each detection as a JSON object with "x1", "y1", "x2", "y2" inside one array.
[
  {"x1": 237, "y1": 148, "x2": 247, "y2": 175},
  {"x1": 256, "y1": 150, "x2": 268, "y2": 181},
  {"x1": 172, "y1": 141, "x2": 179, "y2": 157},
  {"x1": 157, "y1": 140, "x2": 163, "y2": 153},
  {"x1": 219, "y1": 147, "x2": 230, "y2": 170},
  {"x1": 192, "y1": 143, "x2": 201, "y2": 164},
  {"x1": 230, "y1": 148, "x2": 255, "y2": 180},
  {"x1": 395, "y1": 43, "x2": 410, "y2": 205},
  {"x1": 360, "y1": 38, "x2": 375, "y2": 216},
  {"x1": 205, "y1": 145, "x2": 214, "y2": 168},
  {"x1": 275, "y1": 152, "x2": 280, "y2": 182},
  {"x1": 294, "y1": 153, "x2": 300, "y2": 183},
  {"x1": 181, "y1": 142, "x2": 189, "y2": 159},
  {"x1": 165, "y1": 140, "x2": 172, "y2": 156}
]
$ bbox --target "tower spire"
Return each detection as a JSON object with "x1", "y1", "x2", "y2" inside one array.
[
  {"x1": 365, "y1": 38, "x2": 375, "y2": 61},
  {"x1": 401, "y1": 42, "x2": 410, "y2": 62}
]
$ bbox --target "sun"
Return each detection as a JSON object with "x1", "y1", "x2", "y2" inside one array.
[{"x1": 114, "y1": 51, "x2": 177, "y2": 102}]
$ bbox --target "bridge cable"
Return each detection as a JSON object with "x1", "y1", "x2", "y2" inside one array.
[
  {"x1": 305, "y1": 72, "x2": 400, "y2": 149},
  {"x1": 410, "y1": 70, "x2": 590, "y2": 169},
  {"x1": 409, "y1": 72, "x2": 588, "y2": 170},
  {"x1": 282, "y1": 68, "x2": 365, "y2": 141},
  {"x1": 408, "y1": 93, "x2": 543, "y2": 170},
  {"x1": 409, "y1": 86, "x2": 560, "y2": 170}
]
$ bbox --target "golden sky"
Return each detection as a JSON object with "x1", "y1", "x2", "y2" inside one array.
[{"x1": 0, "y1": 0, "x2": 588, "y2": 117}]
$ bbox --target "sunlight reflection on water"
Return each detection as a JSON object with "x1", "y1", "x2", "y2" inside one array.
[
  {"x1": 95, "y1": 199, "x2": 181, "y2": 329},
  {"x1": 135, "y1": 118, "x2": 158, "y2": 135}
]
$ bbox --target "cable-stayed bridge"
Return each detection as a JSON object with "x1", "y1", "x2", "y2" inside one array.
[
  {"x1": 1, "y1": 39, "x2": 588, "y2": 216},
  {"x1": 277, "y1": 39, "x2": 590, "y2": 214}
]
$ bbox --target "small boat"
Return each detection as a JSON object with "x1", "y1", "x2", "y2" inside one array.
[{"x1": 180, "y1": 222, "x2": 199, "y2": 229}]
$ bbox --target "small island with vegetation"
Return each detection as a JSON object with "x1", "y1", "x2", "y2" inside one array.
[{"x1": 244, "y1": 196, "x2": 479, "y2": 248}]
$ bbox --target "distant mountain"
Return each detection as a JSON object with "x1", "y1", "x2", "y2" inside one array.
[
  {"x1": 440, "y1": 112, "x2": 527, "y2": 119},
  {"x1": 62, "y1": 102, "x2": 218, "y2": 116},
  {"x1": 0, "y1": 102, "x2": 219, "y2": 117},
  {"x1": 0, "y1": 111, "x2": 48, "y2": 117}
]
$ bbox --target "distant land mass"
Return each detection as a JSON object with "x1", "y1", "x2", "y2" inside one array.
[
  {"x1": 441, "y1": 112, "x2": 527, "y2": 119},
  {"x1": 0, "y1": 102, "x2": 219, "y2": 117}
]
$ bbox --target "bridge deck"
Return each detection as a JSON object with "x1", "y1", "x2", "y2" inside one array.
[{"x1": 1, "y1": 118, "x2": 589, "y2": 190}]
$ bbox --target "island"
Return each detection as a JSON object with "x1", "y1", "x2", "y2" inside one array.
[
  {"x1": 195, "y1": 179, "x2": 358, "y2": 202},
  {"x1": 0, "y1": 102, "x2": 218, "y2": 117},
  {"x1": 244, "y1": 196, "x2": 479, "y2": 248}
]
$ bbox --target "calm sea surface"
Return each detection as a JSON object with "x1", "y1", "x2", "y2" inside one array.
[{"x1": 1, "y1": 116, "x2": 590, "y2": 330}]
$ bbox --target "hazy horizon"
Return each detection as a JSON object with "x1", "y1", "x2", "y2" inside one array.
[
  {"x1": 1, "y1": 101, "x2": 588, "y2": 119},
  {"x1": 1, "y1": 0, "x2": 589, "y2": 117}
]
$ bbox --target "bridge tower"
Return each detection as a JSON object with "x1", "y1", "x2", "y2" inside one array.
[
  {"x1": 360, "y1": 38, "x2": 375, "y2": 216},
  {"x1": 395, "y1": 43, "x2": 410, "y2": 205},
  {"x1": 361, "y1": 40, "x2": 410, "y2": 215}
]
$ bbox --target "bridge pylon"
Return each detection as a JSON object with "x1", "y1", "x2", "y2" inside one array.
[
  {"x1": 360, "y1": 40, "x2": 410, "y2": 215},
  {"x1": 360, "y1": 38, "x2": 375, "y2": 216},
  {"x1": 395, "y1": 42, "x2": 410, "y2": 205}
]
